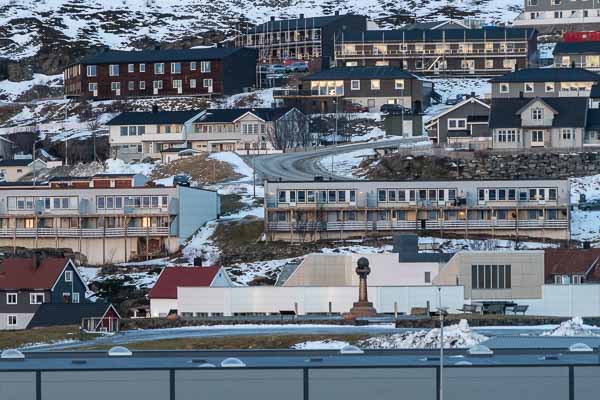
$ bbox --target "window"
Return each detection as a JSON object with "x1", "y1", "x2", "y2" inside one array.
[
  {"x1": 395, "y1": 79, "x2": 404, "y2": 90},
  {"x1": 531, "y1": 130, "x2": 544, "y2": 145},
  {"x1": 545, "y1": 82, "x2": 555, "y2": 92},
  {"x1": 562, "y1": 129, "x2": 572, "y2": 140},
  {"x1": 338, "y1": 191, "x2": 346, "y2": 202},
  {"x1": 97, "y1": 196, "x2": 105, "y2": 209},
  {"x1": 552, "y1": 0, "x2": 561, "y2": 4},
  {"x1": 524, "y1": 82, "x2": 534, "y2": 93},
  {"x1": 88, "y1": 82, "x2": 98, "y2": 92},
  {"x1": 549, "y1": 188, "x2": 557, "y2": 201},
  {"x1": 500, "y1": 83, "x2": 509, "y2": 93},
  {"x1": 65, "y1": 271, "x2": 73, "y2": 282},
  {"x1": 190, "y1": 61, "x2": 197, "y2": 71},
  {"x1": 370, "y1": 80, "x2": 381, "y2": 90},
  {"x1": 7, "y1": 315, "x2": 16, "y2": 326},
  {"x1": 349, "y1": 190, "x2": 356, "y2": 202},
  {"x1": 172, "y1": 79, "x2": 182, "y2": 89},
  {"x1": 30, "y1": 293, "x2": 44, "y2": 304},
  {"x1": 139, "y1": 63, "x2": 146, "y2": 72},
  {"x1": 128, "y1": 81, "x2": 135, "y2": 91},
  {"x1": 72, "y1": 292, "x2": 80, "y2": 303},
  {"x1": 111, "y1": 82, "x2": 120, "y2": 91},
  {"x1": 485, "y1": 59, "x2": 494, "y2": 69},
  {"x1": 153, "y1": 80, "x2": 163, "y2": 89},
  {"x1": 307, "y1": 191, "x2": 315, "y2": 203},
  {"x1": 378, "y1": 189, "x2": 387, "y2": 202},
  {"x1": 424, "y1": 271, "x2": 431, "y2": 283},
  {"x1": 200, "y1": 61, "x2": 211, "y2": 73},
  {"x1": 503, "y1": 59, "x2": 516, "y2": 69},
  {"x1": 154, "y1": 63, "x2": 165, "y2": 74},
  {"x1": 190, "y1": 79, "x2": 197, "y2": 89},
  {"x1": 203, "y1": 79, "x2": 213, "y2": 88},
  {"x1": 528, "y1": 0, "x2": 537, "y2": 5},
  {"x1": 448, "y1": 118, "x2": 467, "y2": 130},
  {"x1": 278, "y1": 191, "x2": 286, "y2": 203},
  {"x1": 531, "y1": 108, "x2": 543, "y2": 120},
  {"x1": 128, "y1": 64, "x2": 134, "y2": 73},
  {"x1": 351, "y1": 80, "x2": 360, "y2": 90},
  {"x1": 109, "y1": 64, "x2": 119, "y2": 76},
  {"x1": 328, "y1": 190, "x2": 336, "y2": 203},
  {"x1": 171, "y1": 62, "x2": 181, "y2": 74},
  {"x1": 139, "y1": 81, "x2": 146, "y2": 90},
  {"x1": 388, "y1": 190, "x2": 396, "y2": 202},
  {"x1": 86, "y1": 65, "x2": 97, "y2": 77},
  {"x1": 6, "y1": 293, "x2": 17, "y2": 305},
  {"x1": 471, "y1": 265, "x2": 512, "y2": 289}
]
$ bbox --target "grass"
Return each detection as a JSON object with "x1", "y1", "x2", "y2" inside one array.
[
  {"x1": 151, "y1": 154, "x2": 240, "y2": 184},
  {"x1": 80, "y1": 333, "x2": 370, "y2": 351},
  {"x1": 0, "y1": 325, "x2": 97, "y2": 350}
]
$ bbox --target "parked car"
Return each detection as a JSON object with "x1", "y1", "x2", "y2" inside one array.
[
  {"x1": 345, "y1": 102, "x2": 369, "y2": 113},
  {"x1": 380, "y1": 104, "x2": 411, "y2": 114},
  {"x1": 269, "y1": 64, "x2": 289, "y2": 74},
  {"x1": 445, "y1": 94, "x2": 466, "y2": 106},
  {"x1": 579, "y1": 199, "x2": 600, "y2": 211},
  {"x1": 288, "y1": 62, "x2": 309, "y2": 73},
  {"x1": 173, "y1": 174, "x2": 191, "y2": 187}
]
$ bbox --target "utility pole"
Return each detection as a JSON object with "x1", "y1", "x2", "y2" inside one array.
[
  {"x1": 331, "y1": 97, "x2": 339, "y2": 173},
  {"x1": 438, "y1": 287, "x2": 448, "y2": 400}
]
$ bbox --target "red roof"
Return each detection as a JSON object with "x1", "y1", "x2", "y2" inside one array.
[
  {"x1": 149, "y1": 266, "x2": 221, "y2": 299},
  {"x1": 544, "y1": 249, "x2": 600, "y2": 283},
  {"x1": 0, "y1": 258, "x2": 70, "y2": 290}
]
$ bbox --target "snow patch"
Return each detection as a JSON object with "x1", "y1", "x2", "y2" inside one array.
[{"x1": 541, "y1": 317, "x2": 599, "y2": 337}]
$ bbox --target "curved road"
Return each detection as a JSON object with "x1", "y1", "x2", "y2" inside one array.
[{"x1": 252, "y1": 138, "x2": 425, "y2": 181}]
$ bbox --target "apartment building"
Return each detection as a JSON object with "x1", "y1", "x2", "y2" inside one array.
[
  {"x1": 63, "y1": 47, "x2": 258, "y2": 100},
  {"x1": 274, "y1": 66, "x2": 433, "y2": 114},
  {"x1": 0, "y1": 174, "x2": 220, "y2": 265},
  {"x1": 488, "y1": 68, "x2": 600, "y2": 149},
  {"x1": 513, "y1": 0, "x2": 600, "y2": 32},
  {"x1": 235, "y1": 12, "x2": 367, "y2": 69},
  {"x1": 264, "y1": 179, "x2": 570, "y2": 242},
  {"x1": 107, "y1": 107, "x2": 308, "y2": 160},
  {"x1": 334, "y1": 27, "x2": 537, "y2": 76},
  {"x1": 553, "y1": 41, "x2": 600, "y2": 71}
]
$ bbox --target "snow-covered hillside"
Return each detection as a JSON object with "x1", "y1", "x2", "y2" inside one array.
[{"x1": 1, "y1": 0, "x2": 522, "y2": 61}]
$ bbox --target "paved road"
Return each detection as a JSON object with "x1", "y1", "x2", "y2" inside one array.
[{"x1": 252, "y1": 138, "x2": 425, "y2": 181}]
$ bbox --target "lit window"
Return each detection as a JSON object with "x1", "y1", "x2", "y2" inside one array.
[{"x1": 371, "y1": 79, "x2": 381, "y2": 90}]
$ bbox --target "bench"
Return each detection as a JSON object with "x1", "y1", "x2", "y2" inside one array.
[
  {"x1": 457, "y1": 304, "x2": 480, "y2": 314},
  {"x1": 484, "y1": 303, "x2": 506, "y2": 314},
  {"x1": 509, "y1": 305, "x2": 529, "y2": 315}
]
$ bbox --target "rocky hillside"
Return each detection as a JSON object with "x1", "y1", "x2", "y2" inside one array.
[{"x1": 0, "y1": 0, "x2": 521, "y2": 80}]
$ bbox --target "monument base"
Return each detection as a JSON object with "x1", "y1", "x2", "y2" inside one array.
[{"x1": 344, "y1": 301, "x2": 377, "y2": 319}]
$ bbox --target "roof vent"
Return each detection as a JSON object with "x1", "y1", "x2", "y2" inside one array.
[
  {"x1": 198, "y1": 363, "x2": 216, "y2": 368},
  {"x1": 569, "y1": 343, "x2": 594, "y2": 353},
  {"x1": 467, "y1": 344, "x2": 493, "y2": 356},
  {"x1": 108, "y1": 346, "x2": 132, "y2": 357},
  {"x1": 340, "y1": 345, "x2": 364, "y2": 355},
  {"x1": 454, "y1": 361, "x2": 473, "y2": 366},
  {"x1": 221, "y1": 357, "x2": 246, "y2": 368},
  {"x1": 0, "y1": 349, "x2": 25, "y2": 360},
  {"x1": 541, "y1": 354, "x2": 560, "y2": 361}
]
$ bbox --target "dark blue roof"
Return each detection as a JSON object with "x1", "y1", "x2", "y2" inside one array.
[
  {"x1": 195, "y1": 108, "x2": 292, "y2": 123},
  {"x1": 302, "y1": 66, "x2": 417, "y2": 81},
  {"x1": 337, "y1": 27, "x2": 536, "y2": 43},
  {"x1": 76, "y1": 48, "x2": 252, "y2": 65},
  {"x1": 27, "y1": 303, "x2": 117, "y2": 329},
  {"x1": 0, "y1": 159, "x2": 30, "y2": 167},
  {"x1": 106, "y1": 110, "x2": 202, "y2": 126},
  {"x1": 490, "y1": 68, "x2": 600, "y2": 83},
  {"x1": 489, "y1": 97, "x2": 588, "y2": 129},
  {"x1": 554, "y1": 41, "x2": 600, "y2": 55}
]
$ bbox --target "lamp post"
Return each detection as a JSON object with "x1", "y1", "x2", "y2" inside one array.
[{"x1": 438, "y1": 287, "x2": 448, "y2": 400}]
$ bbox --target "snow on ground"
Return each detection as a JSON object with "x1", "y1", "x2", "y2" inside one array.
[
  {"x1": 292, "y1": 340, "x2": 350, "y2": 350},
  {"x1": 0, "y1": 74, "x2": 63, "y2": 101},
  {"x1": 425, "y1": 78, "x2": 491, "y2": 122},
  {"x1": 78, "y1": 267, "x2": 101, "y2": 284},
  {"x1": 541, "y1": 317, "x2": 599, "y2": 337},
  {"x1": 104, "y1": 158, "x2": 156, "y2": 176},
  {"x1": 227, "y1": 257, "x2": 300, "y2": 286},
  {"x1": 219, "y1": 88, "x2": 275, "y2": 108},
  {"x1": 320, "y1": 148, "x2": 375, "y2": 178},
  {"x1": 570, "y1": 174, "x2": 600, "y2": 243},
  {"x1": 208, "y1": 152, "x2": 253, "y2": 179},
  {"x1": 182, "y1": 220, "x2": 221, "y2": 265},
  {"x1": 538, "y1": 43, "x2": 557, "y2": 60}
]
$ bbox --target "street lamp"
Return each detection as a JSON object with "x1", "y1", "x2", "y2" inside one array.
[{"x1": 437, "y1": 287, "x2": 449, "y2": 400}]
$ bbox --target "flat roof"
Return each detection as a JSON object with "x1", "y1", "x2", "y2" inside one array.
[
  {"x1": 3, "y1": 347, "x2": 599, "y2": 371},
  {"x1": 265, "y1": 178, "x2": 570, "y2": 183}
]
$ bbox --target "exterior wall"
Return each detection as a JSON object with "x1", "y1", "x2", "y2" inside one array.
[
  {"x1": 150, "y1": 298, "x2": 178, "y2": 317},
  {"x1": 50, "y1": 262, "x2": 87, "y2": 303},
  {"x1": 515, "y1": 0, "x2": 600, "y2": 31},
  {"x1": 177, "y1": 186, "x2": 220, "y2": 242},
  {"x1": 433, "y1": 251, "x2": 545, "y2": 300},
  {"x1": 492, "y1": 127, "x2": 584, "y2": 149},
  {"x1": 428, "y1": 100, "x2": 490, "y2": 143},
  {"x1": 0, "y1": 289, "x2": 50, "y2": 314},
  {"x1": 0, "y1": 165, "x2": 31, "y2": 182},
  {"x1": 175, "y1": 285, "x2": 465, "y2": 316},
  {"x1": 524, "y1": 284, "x2": 600, "y2": 317},
  {"x1": 0, "y1": 312, "x2": 34, "y2": 330},
  {"x1": 491, "y1": 80, "x2": 595, "y2": 98},
  {"x1": 554, "y1": 52, "x2": 600, "y2": 71}
]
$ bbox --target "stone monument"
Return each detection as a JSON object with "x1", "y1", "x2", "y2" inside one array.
[{"x1": 346, "y1": 257, "x2": 377, "y2": 318}]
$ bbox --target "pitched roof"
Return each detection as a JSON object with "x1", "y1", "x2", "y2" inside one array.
[
  {"x1": 489, "y1": 67, "x2": 600, "y2": 83},
  {"x1": 0, "y1": 258, "x2": 70, "y2": 290},
  {"x1": 193, "y1": 108, "x2": 292, "y2": 123},
  {"x1": 554, "y1": 41, "x2": 600, "y2": 55},
  {"x1": 27, "y1": 303, "x2": 119, "y2": 329},
  {"x1": 489, "y1": 97, "x2": 588, "y2": 129},
  {"x1": 337, "y1": 27, "x2": 535, "y2": 43},
  {"x1": 247, "y1": 14, "x2": 350, "y2": 33},
  {"x1": 106, "y1": 110, "x2": 202, "y2": 126},
  {"x1": 148, "y1": 266, "x2": 222, "y2": 299},
  {"x1": 544, "y1": 249, "x2": 600, "y2": 282},
  {"x1": 426, "y1": 96, "x2": 490, "y2": 123},
  {"x1": 75, "y1": 48, "x2": 250, "y2": 65},
  {"x1": 302, "y1": 66, "x2": 417, "y2": 81},
  {"x1": 0, "y1": 159, "x2": 31, "y2": 167}
]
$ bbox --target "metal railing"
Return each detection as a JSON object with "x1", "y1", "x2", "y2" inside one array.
[{"x1": 0, "y1": 226, "x2": 170, "y2": 238}]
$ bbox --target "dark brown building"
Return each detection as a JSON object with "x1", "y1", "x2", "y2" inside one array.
[
  {"x1": 235, "y1": 12, "x2": 367, "y2": 69},
  {"x1": 334, "y1": 27, "x2": 538, "y2": 77},
  {"x1": 64, "y1": 47, "x2": 258, "y2": 100}
]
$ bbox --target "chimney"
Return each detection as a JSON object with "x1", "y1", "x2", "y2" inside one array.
[
  {"x1": 154, "y1": 44, "x2": 161, "y2": 51},
  {"x1": 270, "y1": 16, "x2": 276, "y2": 21},
  {"x1": 216, "y1": 42, "x2": 223, "y2": 48},
  {"x1": 299, "y1": 13, "x2": 304, "y2": 19},
  {"x1": 152, "y1": 104, "x2": 159, "y2": 113},
  {"x1": 335, "y1": 10, "x2": 340, "y2": 15},
  {"x1": 193, "y1": 257, "x2": 203, "y2": 267},
  {"x1": 519, "y1": 91, "x2": 524, "y2": 99},
  {"x1": 102, "y1": 46, "x2": 110, "y2": 53},
  {"x1": 470, "y1": 91, "x2": 475, "y2": 98},
  {"x1": 33, "y1": 253, "x2": 41, "y2": 269},
  {"x1": 571, "y1": 61, "x2": 576, "y2": 69}
]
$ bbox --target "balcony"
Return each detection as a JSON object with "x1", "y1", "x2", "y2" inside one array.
[
  {"x1": 273, "y1": 89, "x2": 343, "y2": 98},
  {"x1": 0, "y1": 226, "x2": 171, "y2": 239}
]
